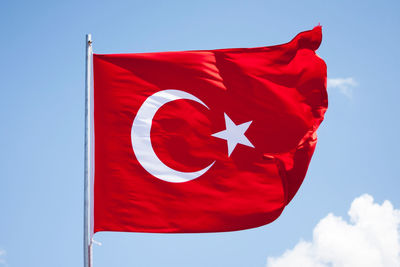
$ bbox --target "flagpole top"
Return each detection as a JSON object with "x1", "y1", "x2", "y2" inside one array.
[{"x1": 86, "y1": 34, "x2": 92, "y2": 45}]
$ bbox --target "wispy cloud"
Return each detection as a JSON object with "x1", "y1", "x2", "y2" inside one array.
[
  {"x1": 327, "y1": 77, "x2": 358, "y2": 98},
  {"x1": 267, "y1": 194, "x2": 400, "y2": 267},
  {"x1": 0, "y1": 249, "x2": 6, "y2": 266}
]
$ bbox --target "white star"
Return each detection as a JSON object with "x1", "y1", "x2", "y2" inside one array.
[{"x1": 212, "y1": 113, "x2": 255, "y2": 157}]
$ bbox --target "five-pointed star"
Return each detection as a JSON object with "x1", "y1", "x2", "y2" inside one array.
[{"x1": 212, "y1": 113, "x2": 255, "y2": 156}]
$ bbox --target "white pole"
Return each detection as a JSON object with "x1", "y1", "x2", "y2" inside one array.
[{"x1": 84, "y1": 33, "x2": 93, "y2": 267}]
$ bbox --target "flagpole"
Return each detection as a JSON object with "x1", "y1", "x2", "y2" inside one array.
[{"x1": 84, "y1": 33, "x2": 93, "y2": 267}]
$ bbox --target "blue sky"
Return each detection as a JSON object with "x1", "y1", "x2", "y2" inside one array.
[{"x1": 1, "y1": 0, "x2": 399, "y2": 266}]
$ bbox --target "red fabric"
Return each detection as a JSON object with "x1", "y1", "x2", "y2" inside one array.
[{"x1": 93, "y1": 26, "x2": 327, "y2": 233}]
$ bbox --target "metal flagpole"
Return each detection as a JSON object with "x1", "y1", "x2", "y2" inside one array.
[{"x1": 84, "y1": 33, "x2": 93, "y2": 267}]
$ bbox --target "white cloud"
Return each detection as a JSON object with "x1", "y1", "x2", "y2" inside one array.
[
  {"x1": 327, "y1": 77, "x2": 357, "y2": 98},
  {"x1": 0, "y1": 249, "x2": 5, "y2": 266},
  {"x1": 267, "y1": 194, "x2": 400, "y2": 267}
]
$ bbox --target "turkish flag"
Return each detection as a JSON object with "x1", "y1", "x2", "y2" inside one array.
[{"x1": 93, "y1": 26, "x2": 327, "y2": 233}]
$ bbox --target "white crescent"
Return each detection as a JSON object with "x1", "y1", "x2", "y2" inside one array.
[{"x1": 131, "y1": 89, "x2": 215, "y2": 183}]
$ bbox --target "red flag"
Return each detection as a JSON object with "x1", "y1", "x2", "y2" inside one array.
[{"x1": 93, "y1": 26, "x2": 327, "y2": 233}]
